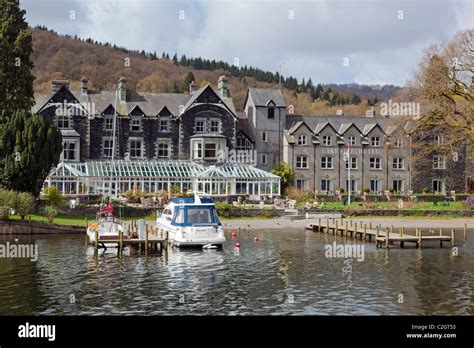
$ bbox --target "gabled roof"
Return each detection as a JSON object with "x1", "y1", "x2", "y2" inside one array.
[
  {"x1": 245, "y1": 88, "x2": 286, "y2": 107},
  {"x1": 362, "y1": 122, "x2": 386, "y2": 136},
  {"x1": 180, "y1": 85, "x2": 237, "y2": 118},
  {"x1": 236, "y1": 112, "x2": 255, "y2": 142},
  {"x1": 314, "y1": 121, "x2": 339, "y2": 135},
  {"x1": 339, "y1": 122, "x2": 364, "y2": 135},
  {"x1": 288, "y1": 121, "x2": 313, "y2": 135}
]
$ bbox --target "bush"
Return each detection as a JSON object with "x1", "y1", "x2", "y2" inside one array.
[
  {"x1": 123, "y1": 190, "x2": 152, "y2": 204},
  {"x1": 0, "y1": 188, "x2": 16, "y2": 219},
  {"x1": 215, "y1": 202, "x2": 238, "y2": 218},
  {"x1": 363, "y1": 188, "x2": 370, "y2": 193},
  {"x1": 284, "y1": 186, "x2": 313, "y2": 201},
  {"x1": 422, "y1": 187, "x2": 430, "y2": 194},
  {"x1": 43, "y1": 206, "x2": 58, "y2": 223},
  {"x1": 43, "y1": 186, "x2": 65, "y2": 207},
  {"x1": 16, "y1": 192, "x2": 35, "y2": 220}
]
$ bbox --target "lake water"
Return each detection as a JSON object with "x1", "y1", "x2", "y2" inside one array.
[{"x1": 0, "y1": 228, "x2": 473, "y2": 315}]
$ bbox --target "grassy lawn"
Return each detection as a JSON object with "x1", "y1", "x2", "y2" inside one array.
[
  {"x1": 298, "y1": 201, "x2": 470, "y2": 211},
  {"x1": 9, "y1": 213, "x2": 156, "y2": 227}
]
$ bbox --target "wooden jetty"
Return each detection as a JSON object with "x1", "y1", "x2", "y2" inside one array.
[
  {"x1": 91, "y1": 222, "x2": 168, "y2": 255},
  {"x1": 306, "y1": 218, "x2": 456, "y2": 248}
]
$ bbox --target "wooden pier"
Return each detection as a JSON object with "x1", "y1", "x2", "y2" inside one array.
[
  {"x1": 306, "y1": 218, "x2": 457, "y2": 248},
  {"x1": 91, "y1": 222, "x2": 168, "y2": 255}
]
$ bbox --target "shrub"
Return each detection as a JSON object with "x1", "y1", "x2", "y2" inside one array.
[
  {"x1": 363, "y1": 188, "x2": 370, "y2": 193},
  {"x1": 43, "y1": 206, "x2": 57, "y2": 223},
  {"x1": 422, "y1": 187, "x2": 430, "y2": 194},
  {"x1": 0, "y1": 188, "x2": 16, "y2": 219},
  {"x1": 43, "y1": 186, "x2": 65, "y2": 207},
  {"x1": 271, "y1": 162, "x2": 296, "y2": 192},
  {"x1": 16, "y1": 192, "x2": 35, "y2": 220},
  {"x1": 338, "y1": 187, "x2": 345, "y2": 193},
  {"x1": 284, "y1": 186, "x2": 313, "y2": 201}
]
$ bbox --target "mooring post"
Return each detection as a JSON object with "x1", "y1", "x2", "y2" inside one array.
[
  {"x1": 326, "y1": 218, "x2": 329, "y2": 234},
  {"x1": 119, "y1": 230, "x2": 123, "y2": 255},
  {"x1": 363, "y1": 224, "x2": 367, "y2": 240},
  {"x1": 375, "y1": 226, "x2": 380, "y2": 247},
  {"x1": 439, "y1": 228, "x2": 443, "y2": 236},
  {"x1": 318, "y1": 218, "x2": 321, "y2": 232},
  {"x1": 370, "y1": 222, "x2": 373, "y2": 230},
  {"x1": 401, "y1": 227, "x2": 404, "y2": 237},
  {"x1": 385, "y1": 227, "x2": 390, "y2": 248},
  {"x1": 145, "y1": 227, "x2": 149, "y2": 256},
  {"x1": 464, "y1": 224, "x2": 467, "y2": 240},
  {"x1": 418, "y1": 229, "x2": 422, "y2": 248},
  {"x1": 354, "y1": 224, "x2": 358, "y2": 240},
  {"x1": 345, "y1": 221, "x2": 348, "y2": 237},
  {"x1": 451, "y1": 229, "x2": 455, "y2": 247},
  {"x1": 335, "y1": 220, "x2": 339, "y2": 234}
]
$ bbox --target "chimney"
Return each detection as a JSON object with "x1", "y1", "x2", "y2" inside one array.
[
  {"x1": 51, "y1": 80, "x2": 69, "y2": 93},
  {"x1": 118, "y1": 77, "x2": 127, "y2": 103},
  {"x1": 366, "y1": 108, "x2": 376, "y2": 118},
  {"x1": 336, "y1": 109, "x2": 344, "y2": 116},
  {"x1": 80, "y1": 77, "x2": 88, "y2": 96},
  {"x1": 217, "y1": 75, "x2": 229, "y2": 98},
  {"x1": 189, "y1": 80, "x2": 197, "y2": 94}
]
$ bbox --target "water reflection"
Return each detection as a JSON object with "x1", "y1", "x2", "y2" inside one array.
[{"x1": 0, "y1": 229, "x2": 472, "y2": 315}]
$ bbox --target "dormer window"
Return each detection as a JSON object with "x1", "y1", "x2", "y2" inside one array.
[
  {"x1": 131, "y1": 117, "x2": 141, "y2": 131},
  {"x1": 297, "y1": 135, "x2": 307, "y2": 146},
  {"x1": 104, "y1": 116, "x2": 113, "y2": 131},
  {"x1": 209, "y1": 119, "x2": 220, "y2": 133},
  {"x1": 268, "y1": 107, "x2": 275, "y2": 119},
  {"x1": 348, "y1": 136, "x2": 356, "y2": 146},
  {"x1": 195, "y1": 119, "x2": 205, "y2": 133},
  {"x1": 57, "y1": 114, "x2": 70, "y2": 129},
  {"x1": 371, "y1": 136, "x2": 380, "y2": 147},
  {"x1": 322, "y1": 135, "x2": 332, "y2": 146},
  {"x1": 159, "y1": 118, "x2": 169, "y2": 132}
]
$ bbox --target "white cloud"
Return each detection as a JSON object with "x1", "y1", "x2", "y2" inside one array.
[{"x1": 21, "y1": 0, "x2": 473, "y2": 86}]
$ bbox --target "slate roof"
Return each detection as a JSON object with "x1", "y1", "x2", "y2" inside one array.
[
  {"x1": 247, "y1": 88, "x2": 286, "y2": 107},
  {"x1": 286, "y1": 115, "x2": 399, "y2": 135},
  {"x1": 235, "y1": 111, "x2": 255, "y2": 142},
  {"x1": 33, "y1": 84, "x2": 236, "y2": 117}
]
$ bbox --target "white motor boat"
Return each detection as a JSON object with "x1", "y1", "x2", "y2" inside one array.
[
  {"x1": 86, "y1": 203, "x2": 129, "y2": 245},
  {"x1": 156, "y1": 193, "x2": 226, "y2": 247}
]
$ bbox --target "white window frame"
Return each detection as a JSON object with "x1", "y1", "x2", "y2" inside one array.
[
  {"x1": 296, "y1": 179, "x2": 307, "y2": 190},
  {"x1": 321, "y1": 156, "x2": 333, "y2": 169},
  {"x1": 61, "y1": 138, "x2": 79, "y2": 161},
  {"x1": 130, "y1": 117, "x2": 142, "y2": 132},
  {"x1": 369, "y1": 157, "x2": 381, "y2": 170},
  {"x1": 345, "y1": 179, "x2": 357, "y2": 193},
  {"x1": 129, "y1": 138, "x2": 144, "y2": 159},
  {"x1": 432, "y1": 179, "x2": 445, "y2": 194},
  {"x1": 345, "y1": 157, "x2": 357, "y2": 169},
  {"x1": 103, "y1": 116, "x2": 114, "y2": 131},
  {"x1": 371, "y1": 136, "x2": 380, "y2": 147},
  {"x1": 322, "y1": 135, "x2": 332, "y2": 146},
  {"x1": 209, "y1": 119, "x2": 221, "y2": 133},
  {"x1": 369, "y1": 179, "x2": 382, "y2": 193},
  {"x1": 296, "y1": 155, "x2": 308, "y2": 169},
  {"x1": 159, "y1": 118, "x2": 169, "y2": 133},
  {"x1": 392, "y1": 157, "x2": 404, "y2": 170},
  {"x1": 348, "y1": 136, "x2": 356, "y2": 146},
  {"x1": 435, "y1": 135, "x2": 444, "y2": 145},
  {"x1": 195, "y1": 119, "x2": 205, "y2": 133},
  {"x1": 392, "y1": 179, "x2": 404, "y2": 193},
  {"x1": 433, "y1": 156, "x2": 446, "y2": 169},
  {"x1": 156, "y1": 139, "x2": 171, "y2": 159},
  {"x1": 394, "y1": 138, "x2": 402, "y2": 147},
  {"x1": 102, "y1": 137, "x2": 114, "y2": 159},
  {"x1": 297, "y1": 135, "x2": 307, "y2": 146}
]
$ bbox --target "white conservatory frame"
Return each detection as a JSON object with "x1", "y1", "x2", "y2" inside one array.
[{"x1": 44, "y1": 160, "x2": 281, "y2": 198}]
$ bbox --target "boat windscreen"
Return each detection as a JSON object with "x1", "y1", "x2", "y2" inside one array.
[{"x1": 187, "y1": 209, "x2": 213, "y2": 223}]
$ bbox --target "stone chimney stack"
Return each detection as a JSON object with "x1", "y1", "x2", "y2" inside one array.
[
  {"x1": 118, "y1": 77, "x2": 127, "y2": 103},
  {"x1": 80, "y1": 77, "x2": 88, "y2": 96},
  {"x1": 366, "y1": 108, "x2": 376, "y2": 118},
  {"x1": 51, "y1": 80, "x2": 69, "y2": 93},
  {"x1": 189, "y1": 80, "x2": 197, "y2": 94},
  {"x1": 217, "y1": 75, "x2": 229, "y2": 98}
]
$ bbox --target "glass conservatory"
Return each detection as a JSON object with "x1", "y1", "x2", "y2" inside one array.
[{"x1": 44, "y1": 160, "x2": 281, "y2": 198}]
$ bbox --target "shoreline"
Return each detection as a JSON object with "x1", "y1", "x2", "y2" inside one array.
[{"x1": 222, "y1": 216, "x2": 474, "y2": 231}]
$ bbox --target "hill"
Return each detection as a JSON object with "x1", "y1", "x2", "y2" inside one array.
[{"x1": 31, "y1": 27, "x2": 400, "y2": 115}]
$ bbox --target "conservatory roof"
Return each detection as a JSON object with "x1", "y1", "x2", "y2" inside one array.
[{"x1": 49, "y1": 161, "x2": 280, "y2": 180}]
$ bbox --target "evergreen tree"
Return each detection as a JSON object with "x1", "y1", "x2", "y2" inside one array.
[
  {"x1": 172, "y1": 53, "x2": 179, "y2": 65},
  {"x1": 315, "y1": 84, "x2": 323, "y2": 99},
  {"x1": 182, "y1": 71, "x2": 196, "y2": 92},
  {"x1": 0, "y1": 109, "x2": 62, "y2": 196},
  {"x1": 171, "y1": 82, "x2": 181, "y2": 93},
  {"x1": 0, "y1": 0, "x2": 36, "y2": 113}
]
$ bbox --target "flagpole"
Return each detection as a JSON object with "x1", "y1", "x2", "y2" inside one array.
[{"x1": 347, "y1": 143, "x2": 351, "y2": 206}]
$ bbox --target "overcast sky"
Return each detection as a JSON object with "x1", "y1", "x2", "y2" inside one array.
[{"x1": 21, "y1": 0, "x2": 473, "y2": 86}]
